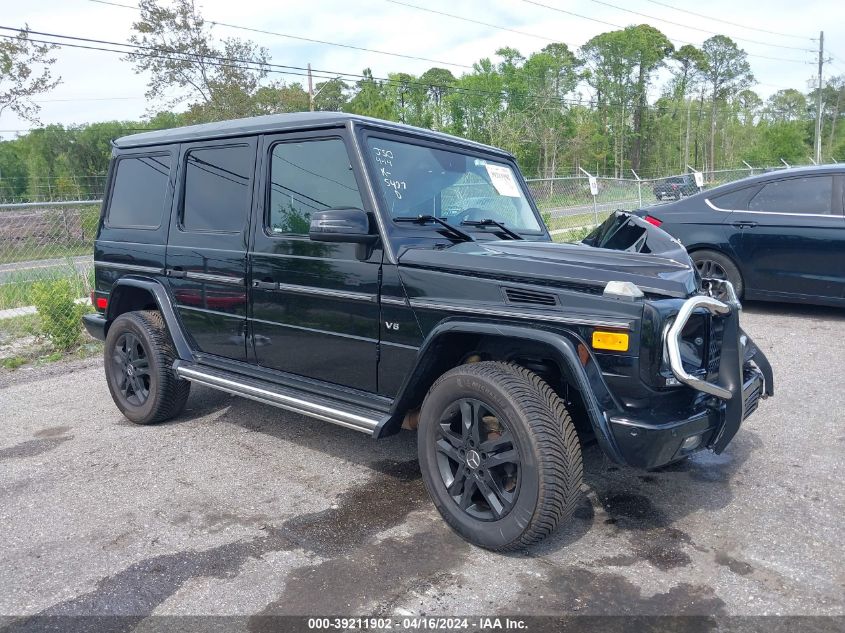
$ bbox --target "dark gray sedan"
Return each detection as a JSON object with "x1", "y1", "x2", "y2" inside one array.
[{"x1": 637, "y1": 165, "x2": 845, "y2": 307}]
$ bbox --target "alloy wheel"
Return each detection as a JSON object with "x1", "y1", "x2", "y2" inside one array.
[
  {"x1": 434, "y1": 398, "x2": 521, "y2": 521},
  {"x1": 111, "y1": 332, "x2": 151, "y2": 407},
  {"x1": 694, "y1": 258, "x2": 728, "y2": 281}
]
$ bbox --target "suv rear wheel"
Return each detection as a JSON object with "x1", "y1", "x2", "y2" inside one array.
[
  {"x1": 418, "y1": 361, "x2": 583, "y2": 551},
  {"x1": 104, "y1": 310, "x2": 190, "y2": 425}
]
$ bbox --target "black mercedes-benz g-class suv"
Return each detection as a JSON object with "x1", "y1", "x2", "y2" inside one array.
[{"x1": 83, "y1": 112, "x2": 772, "y2": 551}]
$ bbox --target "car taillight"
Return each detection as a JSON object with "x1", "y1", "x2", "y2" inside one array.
[
  {"x1": 644, "y1": 215, "x2": 662, "y2": 227},
  {"x1": 95, "y1": 296, "x2": 108, "y2": 310}
]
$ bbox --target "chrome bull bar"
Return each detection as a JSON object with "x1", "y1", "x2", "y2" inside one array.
[{"x1": 665, "y1": 287, "x2": 737, "y2": 400}]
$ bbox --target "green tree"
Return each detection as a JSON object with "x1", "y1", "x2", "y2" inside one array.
[
  {"x1": 766, "y1": 89, "x2": 807, "y2": 122},
  {"x1": 700, "y1": 35, "x2": 753, "y2": 171},
  {"x1": 126, "y1": 0, "x2": 270, "y2": 122},
  {"x1": 668, "y1": 44, "x2": 707, "y2": 169},
  {"x1": 252, "y1": 82, "x2": 310, "y2": 114},
  {"x1": 313, "y1": 78, "x2": 349, "y2": 112},
  {"x1": 581, "y1": 28, "x2": 636, "y2": 175},
  {"x1": 419, "y1": 67, "x2": 456, "y2": 130},
  {"x1": 626, "y1": 25, "x2": 673, "y2": 172},
  {"x1": 344, "y1": 69, "x2": 396, "y2": 120},
  {"x1": 521, "y1": 44, "x2": 580, "y2": 177},
  {"x1": 0, "y1": 26, "x2": 61, "y2": 124}
]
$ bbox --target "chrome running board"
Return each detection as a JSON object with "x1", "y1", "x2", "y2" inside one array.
[{"x1": 173, "y1": 362, "x2": 382, "y2": 434}]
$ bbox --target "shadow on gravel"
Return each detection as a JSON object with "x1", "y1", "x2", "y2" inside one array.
[
  {"x1": 529, "y1": 430, "x2": 760, "y2": 561},
  {"x1": 197, "y1": 387, "x2": 418, "y2": 468},
  {"x1": 3, "y1": 458, "x2": 435, "y2": 631}
]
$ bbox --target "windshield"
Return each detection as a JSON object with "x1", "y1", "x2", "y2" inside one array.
[{"x1": 365, "y1": 136, "x2": 543, "y2": 233}]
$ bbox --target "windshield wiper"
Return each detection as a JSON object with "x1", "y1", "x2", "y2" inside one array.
[
  {"x1": 460, "y1": 218, "x2": 524, "y2": 240},
  {"x1": 393, "y1": 215, "x2": 474, "y2": 242}
]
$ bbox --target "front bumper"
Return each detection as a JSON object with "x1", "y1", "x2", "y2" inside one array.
[
  {"x1": 608, "y1": 368, "x2": 766, "y2": 469},
  {"x1": 82, "y1": 313, "x2": 107, "y2": 341},
  {"x1": 607, "y1": 282, "x2": 773, "y2": 469}
]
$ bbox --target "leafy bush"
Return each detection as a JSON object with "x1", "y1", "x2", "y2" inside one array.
[{"x1": 31, "y1": 279, "x2": 87, "y2": 350}]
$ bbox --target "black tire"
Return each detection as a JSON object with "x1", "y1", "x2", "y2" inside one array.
[
  {"x1": 104, "y1": 310, "x2": 190, "y2": 425},
  {"x1": 690, "y1": 249, "x2": 744, "y2": 298},
  {"x1": 417, "y1": 361, "x2": 583, "y2": 551}
]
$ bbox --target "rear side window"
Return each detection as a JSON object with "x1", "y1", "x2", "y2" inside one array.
[
  {"x1": 268, "y1": 138, "x2": 364, "y2": 235},
  {"x1": 709, "y1": 187, "x2": 754, "y2": 210},
  {"x1": 107, "y1": 155, "x2": 172, "y2": 228},
  {"x1": 748, "y1": 176, "x2": 834, "y2": 214},
  {"x1": 182, "y1": 145, "x2": 253, "y2": 232}
]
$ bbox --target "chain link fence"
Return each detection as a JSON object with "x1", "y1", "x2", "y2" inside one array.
[
  {"x1": 0, "y1": 162, "x2": 814, "y2": 367},
  {"x1": 524, "y1": 164, "x2": 805, "y2": 238},
  {"x1": 0, "y1": 175, "x2": 108, "y2": 205},
  {"x1": 0, "y1": 200, "x2": 102, "y2": 368}
]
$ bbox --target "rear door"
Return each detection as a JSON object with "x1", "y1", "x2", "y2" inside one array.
[
  {"x1": 165, "y1": 139, "x2": 257, "y2": 360},
  {"x1": 729, "y1": 173, "x2": 845, "y2": 300}
]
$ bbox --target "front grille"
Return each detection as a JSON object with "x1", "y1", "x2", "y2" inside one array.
[
  {"x1": 707, "y1": 317, "x2": 724, "y2": 378},
  {"x1": 675, "y1": 312, "x2": 724, "y2": 379},
  {"x1": 743, "y1": 380, "x2": 762, "y2": 419},
  {"x1": 503, "y1": 287, "x2": 558, "y2": 306}
]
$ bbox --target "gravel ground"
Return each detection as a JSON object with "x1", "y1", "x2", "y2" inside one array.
[{"x1": 0, "y1": 301, "x2": 843, "y2": 629}]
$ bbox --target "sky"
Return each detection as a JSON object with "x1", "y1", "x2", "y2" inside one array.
[{"x1": 2, "y1": 0, "x2": 844, "y2": 139}]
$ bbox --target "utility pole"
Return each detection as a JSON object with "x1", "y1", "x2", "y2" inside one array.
[
  {"x1": 815, "y1": 31, "x2": 824, "y2": 163},
  {"x1": 308, "y1": 63, "x2": 314, "y2": 112}
]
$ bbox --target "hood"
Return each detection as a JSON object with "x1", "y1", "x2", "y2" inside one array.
[{"x1": 398, "y1": 213, "x2": 698, "y2": 298}]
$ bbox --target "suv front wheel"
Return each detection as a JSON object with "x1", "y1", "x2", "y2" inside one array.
[
  {"x1": 418, "y1": 361, "x2": 583, "y2": 551},
  {"x1": 104, "y1": 310, "x2": 190, "y2": 425}
]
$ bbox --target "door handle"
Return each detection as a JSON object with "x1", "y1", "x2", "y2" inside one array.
[
  {"x1": 252, "y1": 279, "x2": 278, "y2": 290},
  {"x1": 166, "y1": 267, "x2": 186, "y2": 278},
  {"x1": 731, "y1": 221, "x2": 757, "y2": 229}
]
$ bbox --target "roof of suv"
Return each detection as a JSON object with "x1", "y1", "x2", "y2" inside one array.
[{"x1": 114, "y1": 111, "x2": 512, "y2": 157}]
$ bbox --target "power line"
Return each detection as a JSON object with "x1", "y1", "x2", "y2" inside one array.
[
  {"x1": 0, "y1": 29, "x2": 601, "y2": 111},
  {"x1": 386, "y1": 0, "x2": 558, "y2": 43},
  {"x1": 385, "y1": 0, "x2": 790, "y2": 90},
  {"x1": 516, "y1": 0, "x2": 812, "y2": 64},
  {"x1": 586, "y1": 0, "x2": 813, "y2": 52},
  {"x1": 0, "y1": 26, "x2": 813, "y2": 120},
  {"x1": 519, "y1": 0, "x2": 622, "y2": 30},
  {"x1": 0, "y1": 28, "x2": 758, "y2": 118},
  {"x1": 642, "y1": 0, "x2": 813, "y2": 40},
  {"x1": 88, "y1": 0, "x2": 474, "y2": 70}
]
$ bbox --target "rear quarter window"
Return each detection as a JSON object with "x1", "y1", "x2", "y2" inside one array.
[
  {"x1": 107, "y1": 155, "x2": 172, "y2": 228},
  {"x1": 709, "y1": 186, "x2": 756, "y2": 210}
]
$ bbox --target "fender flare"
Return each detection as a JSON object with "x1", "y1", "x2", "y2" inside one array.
[
  {"x1": 106, "y1": 276, "x2": 194, "y2": 362},
  {"x1": 374, "y1": 320, "x2": 625, "y2": 463}
]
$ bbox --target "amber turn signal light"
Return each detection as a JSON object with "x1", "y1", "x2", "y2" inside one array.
[{"x1": 592, "y1": 330, "x2": 629, "y2": 352}]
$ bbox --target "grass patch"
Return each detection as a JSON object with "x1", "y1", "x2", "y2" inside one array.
[
  {"x1": 552, "y1": 226, "x2": 593, "y2": 243},
  {"x1": 2, "y1": 356, "x2": 27, "y2": 370},
  {"x1": 0, "y1": 312, "x2": 41, "y2": 339},
  {"x1": 0, "y1": 311, "x2": 102, "y2": 371},
  {"x1": 545, "y1": 211, "x2": 600, "y2": 231}
]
